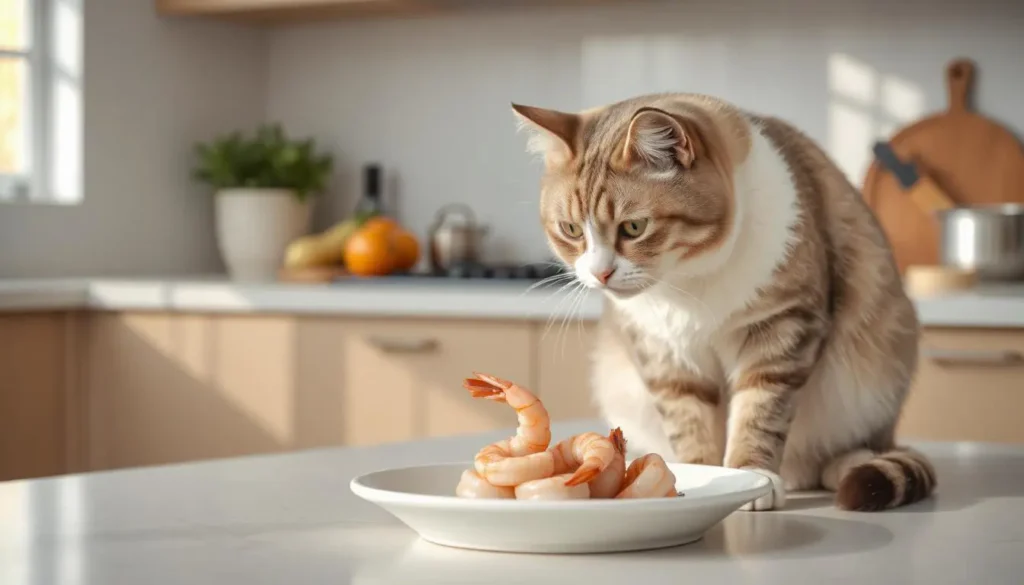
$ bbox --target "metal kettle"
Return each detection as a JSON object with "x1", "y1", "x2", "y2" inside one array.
[{"x1": 427, "y1": 203, "x2": 489, "y2": 272}]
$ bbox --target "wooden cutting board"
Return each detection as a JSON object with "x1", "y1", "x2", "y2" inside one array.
[
  {"x1": 278, "y1": 265, "x2": 347, "y2": 283},
  {"x1": 862, "y1": 58, "x2": 1024, "y2": 273}
]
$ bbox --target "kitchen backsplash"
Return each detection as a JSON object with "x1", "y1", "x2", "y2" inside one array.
[{"x1": 266, "y1": 0, "x2": 1024, "y2": 265}]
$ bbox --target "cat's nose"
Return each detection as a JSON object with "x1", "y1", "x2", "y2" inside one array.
[{"x1": 594, "y1": 268, "x2": 616, "y2": 285}]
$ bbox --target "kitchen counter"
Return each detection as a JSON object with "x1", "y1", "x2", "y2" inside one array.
[
  {"x1": 1, "y1": 277, "x2": 1024, "y2": 327},
  {"x1": 0, "y1": 277, "x2": 589, "y2": 320},
  {"x1": 1, "y1": 419, "x2": 1021, "y2": 585}
]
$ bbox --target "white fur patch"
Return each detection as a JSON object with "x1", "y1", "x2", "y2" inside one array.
[
  {"x1": 739, "y1": 467, "x2": 786, "y2": 511},
  {"x1": 590, "y1": 338, "x2": 675, "y2": 461},
  {"x1": 675, "y1": 120, "x2": 801, "y2": 306},
  {"x1": 632, "y1": 123, "x2": 678, "y2": 166},
  {"x1": 574, "y1": 220, "x2": 644, "y2": 292},
  {"x1": 515, "y1": 115, "x2": 570, "y2": 166},
  {"x1": 574, "y1": 221, "x2": 615, "y2": 287}
]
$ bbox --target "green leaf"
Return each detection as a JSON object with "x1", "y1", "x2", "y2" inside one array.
[{"x1": 189, "y1": 124, "x2": 335, "y2": 200}]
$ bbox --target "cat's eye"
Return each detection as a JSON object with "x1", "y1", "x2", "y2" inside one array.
[
  {"x1": 619, "y1": 219, "x2": 649, "y2": 239},
  {"x1": 559, "y1": 222, "x2": 583, "y2": 239}
]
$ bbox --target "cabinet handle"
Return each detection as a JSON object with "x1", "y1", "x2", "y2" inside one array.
[
  {"x1": 923, "y1": 347, "x2": 1024, "y2": 367},
  {"x1": 366, "y1": 336, "x2": 439, "y2": 354}
]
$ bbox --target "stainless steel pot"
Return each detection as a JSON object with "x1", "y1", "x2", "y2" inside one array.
[
  {"x1": 937, "y1": 204, "x2": 1024, "y2": 280},
  {"x1": 427, "y1": 203, "x2": 489, "y2": 272}
]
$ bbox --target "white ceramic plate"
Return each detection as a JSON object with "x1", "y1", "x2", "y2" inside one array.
[{"x1": 350, "y1": 462, "x2": 771, "y2": 554}]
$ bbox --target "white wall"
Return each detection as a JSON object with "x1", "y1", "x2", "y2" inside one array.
[
  {"x1": 266, "y1": 0, "x2": 1024, "y2": 264},
  {"x1": 0, "y1": 0, "x2": 267, "y2": 277}
]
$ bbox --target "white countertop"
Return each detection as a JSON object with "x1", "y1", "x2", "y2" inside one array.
[
  {"x1": 0, "y1": 277, "x2": 596, "y2": 321},
  {"x1": 1, "y1": 277, "x2": 1024, "y2": 327},
  {"x1": 1, "y1": 419, "x2": 1021, "y2": 584}
]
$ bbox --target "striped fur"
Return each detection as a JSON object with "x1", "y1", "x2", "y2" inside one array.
[
  {"x1": 514, "y1": 92, "x2": 935, "y2": 512},
  {"x1": 827, "y1": 448, "x2": 937, "y2": 511}
]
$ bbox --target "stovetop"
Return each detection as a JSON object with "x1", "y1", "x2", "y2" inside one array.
[{"x1": 331, "y1": 261, "x2": 570, "y2": 285}]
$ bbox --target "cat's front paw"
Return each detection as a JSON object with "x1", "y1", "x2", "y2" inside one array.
[{"x1": 739, "y1": 467, "x2": 786, "y2": 511}]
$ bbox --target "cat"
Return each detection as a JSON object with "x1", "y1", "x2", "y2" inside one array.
[{"x1": 512, "y1": 93, "x2": 934, "y2": 511}]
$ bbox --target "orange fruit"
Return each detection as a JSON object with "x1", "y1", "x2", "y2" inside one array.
[
  {"x1": 360, "y1": 216, "x2": 399, "y2": 235},
  {"x1": 344, "y1": 227, "x2": 397, "y2": 277},
  {"x1": 392, "y1": 230, "x2": 420, "y2": 272}
]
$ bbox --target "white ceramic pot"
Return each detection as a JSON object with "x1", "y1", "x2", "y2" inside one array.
[{"x1": 214, "y1": 188, "x2": 312, "y2": 281}]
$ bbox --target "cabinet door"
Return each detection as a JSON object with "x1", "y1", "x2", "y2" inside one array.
[
  {"x1": 85, "y1": 312, "x2": 535, "y2": 470},
  {"x1": 898, "y1": 328, "x2": 1024, "y2": 443},
  {"x1": 535, "y1": 321, "x2": 601, "y2": 422},
  {"x1": 294, "y1": 317, "x2": 534, "y2": 447},
  {"x1": 0, "y1": 313, "x2": 67, "y2": 481},
  {"x1": 85, "y1": 312, "x2": 299, "y2": 470}
]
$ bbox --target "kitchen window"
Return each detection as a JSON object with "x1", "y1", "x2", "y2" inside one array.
[{"x1": 0, "y1": 0, "x2": 81, "y2": 204}]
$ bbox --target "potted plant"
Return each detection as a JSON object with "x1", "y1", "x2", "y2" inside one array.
[{"x1": 192, "y1": 124, "x2": 334, "y2": 281}]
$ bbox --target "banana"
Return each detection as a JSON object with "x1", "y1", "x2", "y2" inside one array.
[
  {"x1": 284, "y1": 235, "x2": 328, "y2": 269},
  {"x1": 321, "y1": 212, "x2": 374, "y2": 251},
  {"x1": 284, "y1": 211, "x2": 378, "y2": 269}
]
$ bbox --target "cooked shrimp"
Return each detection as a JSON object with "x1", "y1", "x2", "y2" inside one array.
[
  {"x1": 472, "y1": 441, "x2": 555, "y2": 486},
  {"x1": 547, "y1": 431, "x2": 617, "y2": 487},
  {"x1": 455, "y1": 468, "x2": 515, "y2": 499},
  {"x1": 615, "y1": 453, "x2": 678, "y2": 499},
  {"x1": 514, "y1": 473, "x2": 590, "y2": 500},
  {"x1": 463, "y1": 372, "x2": 551, "y2": 455},
  {"x1": 463, "y1": 372, "x2": 556, "y2": 486},
  {"x1": 587, "y1": 428, "x2": 628, "y2": 498}
]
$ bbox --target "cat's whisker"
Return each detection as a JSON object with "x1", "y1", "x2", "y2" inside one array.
[
  {"x1": 555, "y1": 281, "x2": 584, "y2": 351},
  {"x1": 546, "y1": 276, "x2": 580, "y2": 297},
  {"x1": 573, "y1": 284, "x2": 587, "y2": 345},
  {"x1": 555, "y1": 281, "x2": 581, "y2": 355},
  {"x1": 573, "y1": 283, "x2": 594, "y2": 346},
  {"x1": 561, "y1": 281, "x2": 589, "y2": 360},
  {"x1": 521, "y1": 272, "x2": 574, "y2": 295},
  {"x1": 541, "y1": 278, "x2": 583, "y2": 340}
]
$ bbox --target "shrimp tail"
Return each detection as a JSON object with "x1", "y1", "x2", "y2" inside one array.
[
  {"x1": 471, "y1": 371, "x2": 514, "y2": 388},
  {"x1": 462, "y1": 378, "x2": 508, "y2": 402},
  {"x1": 564, "y1": 461, "x2": 603, "y2": 487},
  {"x1": 609, "y1": 427, "x2": 627, "y2": 455}
]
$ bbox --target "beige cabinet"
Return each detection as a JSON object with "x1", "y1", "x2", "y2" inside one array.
[
  {"x1": 0, "y1": 313, "x2": 69, "y2": 481},
  {"x1": 83, "y1": 312, "x2": 534, "y2": 471},
  {"x1": 294, "y1": 316, "x2": 534, "y2": 447},
  {"x1": 898, "y1": 328, "x2": 1024, "y2": 444},
  {"x1": 535, "y1": 321, "x2": 600, "y2": 422},
  {"x1": 84, "y1": 313, "x2": 297, "y2": 471}
]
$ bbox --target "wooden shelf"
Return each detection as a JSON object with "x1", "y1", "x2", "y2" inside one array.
[{"x1": 156, "y1": 0, "x2": 627, "y2": 24}]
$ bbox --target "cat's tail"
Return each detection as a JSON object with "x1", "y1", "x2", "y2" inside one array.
[{"x1": 823, "y1": 447, "x2": 936, "y2": 511}]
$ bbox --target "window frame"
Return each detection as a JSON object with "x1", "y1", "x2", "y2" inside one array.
[{"x1": 1, "y1": 0, "x2": 53, "y2": 204}]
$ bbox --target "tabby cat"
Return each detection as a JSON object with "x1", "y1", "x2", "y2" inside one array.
[{"x1": 512, "y1": 93, "x2": 934, "y2": 511}]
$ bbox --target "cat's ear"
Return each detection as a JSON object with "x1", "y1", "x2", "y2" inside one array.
[
  {"x1": 619, "y1": 107, "x2": 696, "y2": 172},
  {"x1": 511, "y1": 103, "x2": 579, "y2": 165}
]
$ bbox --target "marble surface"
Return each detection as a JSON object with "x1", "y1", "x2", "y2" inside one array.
[
  {"x1": 1, "y1": 419, "x2": 1022, "y2": 585},
  {"x1": 1, "y1": 277, "x2": 1024, "y2": 326}
]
